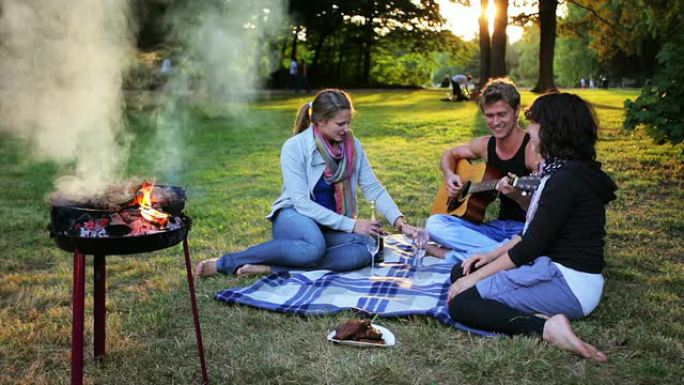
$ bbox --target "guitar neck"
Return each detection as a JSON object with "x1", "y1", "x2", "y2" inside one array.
[{"x1": 469, "y1": 180, "x2": 499, "y2": 194}]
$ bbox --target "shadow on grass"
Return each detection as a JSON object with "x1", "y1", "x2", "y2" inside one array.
[{"x1": 591, "y1": 103, "x2": 626, "y2": 111}]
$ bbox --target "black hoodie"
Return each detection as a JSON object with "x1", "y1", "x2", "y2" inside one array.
[{"x1": 508, "y1": 160, "x2": 618, "y2": 274}]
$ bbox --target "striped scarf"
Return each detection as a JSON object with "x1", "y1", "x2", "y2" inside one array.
[
  {"x1": 313, "y1": 126, "x2": 356, "y2": 218},
  {"x1": 541, "y1": 157, "x2": 568, "y2": 177}
]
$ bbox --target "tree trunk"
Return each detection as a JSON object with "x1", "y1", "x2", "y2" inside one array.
[
  {"x1": 532, "y1": 0, "x2": 558, "y2": 93},
  {"x1": 478, "y1": 0, "x2": 491, "y2": 87},
  {"x1": 356, "y1": 41, "x2": 364, "y2": 83},
  {"x1": 490, "y1": 0, "x2": 508, "y2": 78},
  {"x1": 336, "y1": 36, "x2": 344, "y2": 80},
  {"x1": 361, "y1": 2, "x2": 375, "y2": 84},
  {"x1": 291, "y1": 25, "x2": 300, "y2": 60},
  {"x1": 311, "y1": 31, "x2": 330, "y2": 69},
  {"x1": 279, "y1": 37, "x2": 288, "y2": 65}
]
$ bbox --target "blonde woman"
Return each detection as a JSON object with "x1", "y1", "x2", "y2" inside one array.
[{"x1": 196, "y1": 89, "x2": 414, "y2": 277}]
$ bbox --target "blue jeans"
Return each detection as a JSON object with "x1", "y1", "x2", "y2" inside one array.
[
  {"x1": 425, "y1": 214, "x2": 524, "y2": 263},
  {"x1": 217, "y1": 208, "x2": 371, "y2": 274},
  {"x1": 476, "y1": 257, "x2": 585, "y2": 320}
]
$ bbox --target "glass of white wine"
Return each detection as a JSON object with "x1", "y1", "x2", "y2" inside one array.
[
  {"x1": 413, "y1": 219, "x2": 429, "y2": 267},
  {"x1": 366, "y1": 200, "x2": 381, "y2": 276},
  {"x1": 366, "y1": 233, "x2": 380, "y2": 276}
]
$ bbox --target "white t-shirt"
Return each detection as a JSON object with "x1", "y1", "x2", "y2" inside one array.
[{"x1": 451, "y1": 74, "x2": 468, "y2": 86}]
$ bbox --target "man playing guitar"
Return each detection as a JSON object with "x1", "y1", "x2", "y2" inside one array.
[{"x1": 426, "y1": 78, "x2": 540, "y2": 262}]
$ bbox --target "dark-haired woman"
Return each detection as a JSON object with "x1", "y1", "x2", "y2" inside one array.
[
  {"x1": 447, "y1": 93, "x2": 617, "y2": 361},
  {"x1": 196, "y1": 89, "x2": 416, "y2": 277}
]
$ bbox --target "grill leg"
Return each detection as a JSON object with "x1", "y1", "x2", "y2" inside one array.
[
  {"x1": 182, "y1": 239, "x2": 209, "y2": 384},
  {"x1": 71, "y1": 249, "x2": 86, "y2": 385},
  {"x1": 94, "y1": 254, "x2": 106, "y2": 359}
]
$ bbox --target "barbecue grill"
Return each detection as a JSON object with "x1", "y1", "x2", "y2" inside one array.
[
  {"x1": 48, "y1": 183, "x2": 208, "y2": 385},
  {"x1": 50, "y1": 213, "x2": 191, "y2": 255}
]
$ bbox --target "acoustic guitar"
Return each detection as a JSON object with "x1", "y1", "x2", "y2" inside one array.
[{"x1": 431, "y1": 159, "x2": 540, "y2": 224}]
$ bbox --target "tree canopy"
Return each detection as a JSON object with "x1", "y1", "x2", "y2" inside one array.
[
  {"x1": 287, "y1": 0, "x2": 464, "y2": 86},
  {"x1": 131, "y1": 0, "x2": 478, "y2": 87},
  {"x1": 561, "y1": 0, "x2": 684, "y2": 143}
]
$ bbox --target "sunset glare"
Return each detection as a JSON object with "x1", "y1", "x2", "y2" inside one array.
[{"x1": 438, "y1": 0, "x2": 526, "y2": 43}]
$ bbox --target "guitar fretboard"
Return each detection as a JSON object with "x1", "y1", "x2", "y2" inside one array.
[{"x1": 469, "y1": 180, "x2": 498, "y2": 194}]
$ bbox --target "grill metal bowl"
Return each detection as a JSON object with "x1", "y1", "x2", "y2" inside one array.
[
  {"x1": 48, "y1": 185, "x2": 190, "y2": 255},
  {"x1": 49, "y1": 215, "x2": 191, "y2": 255}
]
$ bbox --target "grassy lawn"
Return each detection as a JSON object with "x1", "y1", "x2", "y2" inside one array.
[{"x1": 1, "y1": 88, "x2": 682, "y2": 384}]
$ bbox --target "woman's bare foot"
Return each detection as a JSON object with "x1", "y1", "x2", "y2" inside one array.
[
  {"x1": 543, "y1": 314, "x2": 608, "y2": 362},
  {"x1": 236, "y1": 264, "x2": 272, "y2": 277},
  {"x1": 194, "y1": 258, "x2": 219, "y2": 279}
]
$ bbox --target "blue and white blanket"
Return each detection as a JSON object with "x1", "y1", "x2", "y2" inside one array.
[{"x1": 215, "y1": 235, "x2": 495, "y2": 337}]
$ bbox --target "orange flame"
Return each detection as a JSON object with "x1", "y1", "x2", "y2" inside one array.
[{"x1": 136, "y1": 181, "x2": 169, "y2": 227}]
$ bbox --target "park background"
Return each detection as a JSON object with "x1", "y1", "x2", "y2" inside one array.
[{"x1": 1, "y1": 1, "x2": 682, "y2": 384}]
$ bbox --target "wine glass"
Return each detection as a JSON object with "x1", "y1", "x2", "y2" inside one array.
[
  {"x1": 366, "y1": 233, "x2": 380, "y2": 276},
  {"x1": 413, "y1": 220, "x2": 429, "y2": 267}
]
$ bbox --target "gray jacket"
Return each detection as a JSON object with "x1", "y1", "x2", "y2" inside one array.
[{"x1": 267, "y1": 126, "x2": 403, "y2": 232}]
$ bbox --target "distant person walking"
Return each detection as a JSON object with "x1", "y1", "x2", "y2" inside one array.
[
  {"x1": 289, "y1": 57, "x2": 299, "y2": 92},
  {"x1": 580, "y1": 78, "x2": 586, "y2": 89},
  {"x1": 160, "y1": 58, "x2": 172, "y2": 75}
]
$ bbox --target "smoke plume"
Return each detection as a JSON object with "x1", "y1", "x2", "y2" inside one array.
[
  {"x1": 167, "y1": 0, "x2": 287, "y2": 105},
  {"x1": 0, "y1": 0, "x2": 132, "y2": 196},
  {"x1": 149, "y1": 0, "x2": 287, "y2": 182},
  {"x1": 0, "y1": 0, "x2": 288, "y2": 196}
]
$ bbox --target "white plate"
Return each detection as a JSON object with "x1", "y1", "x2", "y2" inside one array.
[{"x1": 327, "y1": 324, "x2": 396, "y2": 348}]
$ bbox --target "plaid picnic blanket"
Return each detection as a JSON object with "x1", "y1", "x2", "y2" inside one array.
[{"x1": 214, "y1": 234, "x2": 496, "y2": 337}]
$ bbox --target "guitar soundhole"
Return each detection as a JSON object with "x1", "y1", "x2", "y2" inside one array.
[
  {"x1": 459, "y1": 182, "x2": 471, "y2": 200},
  {"x1": 447, "y1": 182, "x2": 470, "y2": 212}
]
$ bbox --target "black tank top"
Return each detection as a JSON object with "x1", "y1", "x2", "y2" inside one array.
[{"x1": 486, "y1": 133, "x2": 530, "y2": 221}]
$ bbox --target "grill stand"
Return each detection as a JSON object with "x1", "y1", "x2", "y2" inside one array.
[{"x1": 70, "y1": 239, "x2": 208, "y2": 385}]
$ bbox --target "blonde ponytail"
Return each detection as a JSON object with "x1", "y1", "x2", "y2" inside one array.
[{"x1": 293, "y1": 103, "x2": 312, "y2": 135}]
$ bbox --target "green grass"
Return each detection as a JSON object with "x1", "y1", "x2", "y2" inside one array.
[{"x1": 1, "y1": 89, "x2": 683, "y2": 384}]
